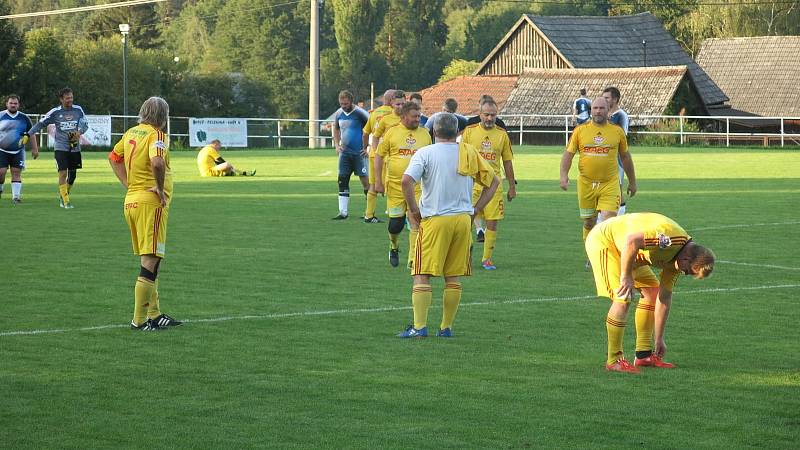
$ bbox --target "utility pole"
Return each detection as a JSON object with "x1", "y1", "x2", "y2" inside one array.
[
  {"x1": 308, "y1": 0, "x2": 321, "y2": 148},
  {"x1": 120, "y1": 24, "x2": 130, "y2": 130}
]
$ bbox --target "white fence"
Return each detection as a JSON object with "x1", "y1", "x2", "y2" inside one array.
[{"x1": 28, "y1": 113, "x2": 800, "y2": 149}]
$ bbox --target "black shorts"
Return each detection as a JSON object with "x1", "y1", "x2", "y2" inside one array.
[
  {"x1": 0, "y1": 151, "x2": 25, "y2": 170},
  {"x1": 54, "y1": 151, "x2": 82, "y2": 171}
]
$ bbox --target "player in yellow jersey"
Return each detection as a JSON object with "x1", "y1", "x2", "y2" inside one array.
[
  {"x1": 108, "y1": 97, "x2": 181, "y2": 331},
  {"x1": 585, "y1": 213, "x2": 715, "y2": 373},
  {"x1": 361, "y1": 89, "x2": 398, "y2": 223},
  {"x1": 374, "y1": 101, "x2": 431, "y2": 268},
  {"x1": 462, "y1": 99, "x2": 516, "y2": 270},
  {"x1": 560, "y1": 96, "x2": 637, "y2": 246},
  {"x1": 197, "y1": 139, "x2": 255, "y2": 177}
]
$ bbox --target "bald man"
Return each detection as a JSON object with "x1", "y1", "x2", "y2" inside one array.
[{"x1": 560, "y1": 97, "x2": 637, "y2": 245}]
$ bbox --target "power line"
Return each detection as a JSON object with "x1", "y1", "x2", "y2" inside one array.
[{"x1": 0, "y1": 0, "x2": 166, "y2": 20}]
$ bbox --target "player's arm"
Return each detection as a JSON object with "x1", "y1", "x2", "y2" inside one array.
[
  {"x1": 401, "y1": 174, "x2": 420, "y2": 228},
  {"x1": 617, "y1": 232, "x2": 645, "y2": 299},
  {"x1": 474, "y1": 175, "x2": 500, "y2": 220},
  {"x1": 28, "y1": 110, "x2": 54, "y2": 136},
  {"x1": 108, "y1": 142, "x2": 128, "y2": 188},
  {"x1": 374, "y1": 139, "x2": 388, "y2": 194},
  {"x1": 502, "y1": 137, "x2": 516, "y2": 201},
  {"x1": 332, "y1": 126, "x2": 342, "y2": 154},
  {"x1": 559, "y1": 151, "x2": 575, "y2": 190},
  {"x1": 620, "y1": 151, "x2": 636, "y2": 197},
  {"x1": 654, "y1": 287, "x2": 673, "y2": 357},
  {"x1": 149, "y1": 156, "x2": 167, "y2": 207}
]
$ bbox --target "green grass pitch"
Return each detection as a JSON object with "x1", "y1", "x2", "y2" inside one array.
[{"x1": 1, "y1": 146, "x2": 798, "y2": 449}]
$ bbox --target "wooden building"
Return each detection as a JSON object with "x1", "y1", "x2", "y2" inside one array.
[{"x1": 475, "y1": 13, "x2": 728, "y2": 113}]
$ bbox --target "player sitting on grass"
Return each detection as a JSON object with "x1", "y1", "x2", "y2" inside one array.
[
  {"x1": 585, "y1": 212, "x2": 715, "y2": 373},
  {"x1": 197, "y1": 139, "x2": 255, "y2": 177}
]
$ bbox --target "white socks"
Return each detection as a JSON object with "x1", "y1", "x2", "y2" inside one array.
[
  {"x1": 11, "y1": 181, "x2": 21, "y2": 199},
  {"x1": 338, "y1": 194, "x2": 349, "y2": 216}
]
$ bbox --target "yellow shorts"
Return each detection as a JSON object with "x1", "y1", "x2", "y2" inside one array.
[
  {"x1": 577, "y1": 177, "x2": 619, "y2": 218},
  {"x1": 472, "y1": 186, "x2": 505, "y2": 221},
  {"x1": 387, "y1": 186, "x2": 420, "y2": 218},
  {"x1": 412, "y1": 214, "x2": 472, "y2": 277},
  {"x1": 201, "y1": 166, "x2": 226, "y2": 177},
  {"x1": 124, "y1": 201, "x2": 169, "y2": 257},
  {"x1": 585, "y1": 229, "x2": 658, "y2": 303}
]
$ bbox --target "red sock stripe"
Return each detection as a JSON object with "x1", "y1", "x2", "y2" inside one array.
[
  {"x1": 413, "y1": 225, "x2": 424, "y2": 275},
  {"x1": 445, "y1": 283, "x2": 462, "y2": 290},
  {"x1": 413, "y1": 285, "x2": 432, "y2": 293},
  {"x1": 152, "y1": 207, "x2": 162, "y2": 254},
  {"x1": 606, "y1": 317, "x2": 626, "y2": 327},
  {"x1": 637, "y1": 303, "x2": 655, "y2": 311}
]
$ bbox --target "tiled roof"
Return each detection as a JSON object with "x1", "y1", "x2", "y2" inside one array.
[
  {"x1": 507, "y1": 13, "x2": 728, "y2": 107},
  {"x1": 501, "y1": 66, "x2": 687, "y2": 127},
  {"x1": 416, "y1": 75, "x2": 519, "y2": 117},
  {"x1": 696, "y1": 36, "x2": 800, "y2": 117}
]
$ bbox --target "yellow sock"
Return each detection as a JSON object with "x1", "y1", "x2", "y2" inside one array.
[
  {"x1": 58, "y1": 184, "x2": 70, "y2": 204},
  {"x1": 440, "y1": 282, "x2": 462, "y2": 330},
  {"x1": 482, "y1": 229, "x2": 497, "y2": 261},
  {"x1": 407, "y1": 229, "x2": 418, "y2": 267},
  {"x1": 133, "y1": 277, "x2": 155, "y2": 326},
  {"x1": 635, "y1": 300, "x2": 655, "y2": 356},
  {"x1": 365, "y1": 191, "x2": 377, "y2": 218},
  {"x1": 582, "y1": 226, "x2": 591, "y2": 241},
  {"x1": 147, "y1": 279, "x2": 161, "y2": 319},
  {"x1": 412, "y1": 284, "x2": 432, "y2": 330},
  {"x1": 606, "y1": 315, "x2": 626, "y2": 364},
  {"x1": 389, "y1": 233, "x2": 399, "y2": 250}
]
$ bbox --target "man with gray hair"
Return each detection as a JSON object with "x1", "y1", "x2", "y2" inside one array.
[{"x1": 397, "y1": 113, "x2": 499, "y2": 338}]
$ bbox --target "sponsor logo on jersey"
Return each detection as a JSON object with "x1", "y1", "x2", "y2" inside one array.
[
  {"x1": 481, "y1": 138, "x2": 492, "y2": 150},
  {"x1": 405, "y1": 135, "x2": 417, "y2": 146},
  {"x1": 125, "y1": 202, "x2": 139, "y2": 209},
  {"x1": 593, "y1": 134, "x2": 604, "y2": 145},
  {"x1": 397, "y1": 148, "x2": 417, "y2": 157},
  {"x1": 479, "y1": 151, "x2": 497, "y2": 161},
  {"x1": 582, "y1": 146, "x2": 610, "y2": 155}
]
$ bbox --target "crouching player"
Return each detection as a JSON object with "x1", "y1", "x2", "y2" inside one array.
[
  {"x1": 586, "y1": 212, "x2": 715, "y2": 373},
  {"x1": 374, "y1": 101, "x2": 431, "y2": 268},
  {"x1": 109, "y1": 97, "x2": 182, "y2": 331}
]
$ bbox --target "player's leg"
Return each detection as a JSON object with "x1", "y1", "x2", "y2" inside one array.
[
  {"x1": 213, "y1": 162, "x2": 235, "y2": 176},
  {"x1": 66, "y1": 152, "x2": 82, "y2": 197},
  {"x1": 577, "y1": 178, "x2": 598, "y2": 241},
  {"x1": 439, "y1": 214, "x2": 471, "y2": 336},
  {"x1": 633, "y1": 282, "x2": 674, "y2": 368},
  {"x1": 387, "y1": 205, "x2": 406, "y2": 268},
  {"x1": 596, "y1": 180, "x2": 621, "y2": 225},
  {"x1": 55, "y1": 151, "x2": 70, "y2": 207},
  {"x1": 0, "y1": 162, "x2": 7, "y2": 199},
  {"x1": 471, "y1": 187, "x2": 485, "y2": 242},
  {"x1": 585, "y1": 234, "x2": 638, "y2": 373},
  {"x1": 364, "y1": 155, "x2": 380, "y2": 222},
  {"x1": 333, "y1": 153, "x2": 352, "y2": 219},
  {"x1": 399, "y1": 216, "x2": 445, "y2": 337},
  {"x1": 481, "y1": 190, "x2": 504, "y2": 269},
  {"x1": 10, "y1": 164, "x2": 22, "y2": 203},
  {"x1": 405, "y1": 188, "x2": 423, "y2": 269}
]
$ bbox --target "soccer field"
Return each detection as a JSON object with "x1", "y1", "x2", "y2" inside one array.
[{"x1": 1, "y1": 146, "x2": 798, "y2": 449}]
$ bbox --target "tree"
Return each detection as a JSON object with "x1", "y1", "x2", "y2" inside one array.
[
  {"x1": 0, "y1": 0, "x2": 24, "y2": 88},
  {"x1": 86, "y1": 4, "x2": 163, "y2": 49},
  {"x1": 438, "y1": 59, "x2": 480, "y2": 83},
  {"x1": 375, "y1": 0, "x2": 447, "y2": 90},
  {"x1": 12, "y1": 28, "x2": 68, "y2": 113},
  {"x1": 331, "y1": 0, "x2": 388, "y2": 101}
]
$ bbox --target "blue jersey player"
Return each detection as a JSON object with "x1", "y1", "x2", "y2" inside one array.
[
  {"x1": 573, "y1": 89, "x2": 592, "y2": 125},
  {"x1": 0, "y1": 95, "x2": 39, "y2": 204},
  {"x1": 603, "y1": 86, "x2": 630, "y2": 215},
  {"x1": 28, "y1": 87, "x2": 89, "y2": 209},
  {"x1": 332, "y1": 90, "x2": 370, "y2": 220}
]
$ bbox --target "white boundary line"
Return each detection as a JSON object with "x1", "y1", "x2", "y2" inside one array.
[
  {"x1": 692, "y1": 220, "x2": 800, "y2": 231},
  {"x1": 719, "y1": 260, "x2": 800, "y2": 271},
  {"x1": 2, "y1": 283, "x2": 797, "y2": 338}
]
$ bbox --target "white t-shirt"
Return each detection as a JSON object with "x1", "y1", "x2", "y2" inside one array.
[{"x1": 404, "y1": 142, "x2": 475, "y2": 218}]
